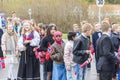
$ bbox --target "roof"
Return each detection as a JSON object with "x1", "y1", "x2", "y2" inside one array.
[{"x1": 89, "y1": 5, "x2": 120, "y2": 11}]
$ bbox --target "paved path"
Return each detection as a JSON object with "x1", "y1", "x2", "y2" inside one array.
[
  {"x1": 0, "y1": 39, "x2": 99, "y2": 80},
  {"x1": 0, "y1": 57, "x2": 99, "y2": 80}
]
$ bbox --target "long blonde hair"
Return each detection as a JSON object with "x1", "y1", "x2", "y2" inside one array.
[{"x1": 21, "y1": 21, "x2": 34, "y2": 35}]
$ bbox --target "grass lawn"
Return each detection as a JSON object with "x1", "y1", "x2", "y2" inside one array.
[{"x1": 62, "y1": 33, "x2": 67, "y2": 39}]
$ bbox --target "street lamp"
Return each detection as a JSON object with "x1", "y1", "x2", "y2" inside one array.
[{"x1": 28, "y1": 8, "x2": 32, "y2": 19}]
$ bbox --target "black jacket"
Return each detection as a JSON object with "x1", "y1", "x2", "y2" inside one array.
[
  {"x1": 111, "y1": 33, "x2": 120, "y2": 52},
  {"x1": 40, "y1": 36, "x2": 54, "y2": 51},
  {"x1": 96, "y1": 34, "x2": 115, "y2": 72},
  {"x1": 73, "y1": 35, "x2": 90, "y2": 64}
]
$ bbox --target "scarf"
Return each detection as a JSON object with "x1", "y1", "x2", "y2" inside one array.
[
  {"x1": 23, "y1": 31, "x2": 34, "y2": 41},
  {"x1": 53, "y1": 31, "x2": 62, "y2": 46}
]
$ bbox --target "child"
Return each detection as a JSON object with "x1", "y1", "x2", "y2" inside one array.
[
  {"x1": 1, "y1": 23, "x2": 19, "y2": 80},
  {"x1": 51, "y1": 31, "x2": 66, "y2": 80},
  {"x1": 64, "y1": 32, "x2": 76, "y2": 80},
  {"x1": 17, "y1": 20, "x2": 40, "y2": 80},
  {"x1": 73, "y1": 23, "x2": 92, "y2": 80}
]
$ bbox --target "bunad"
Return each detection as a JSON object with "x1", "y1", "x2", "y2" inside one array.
[{"x1": 17, "y1": 31, "x2": 40, "y2": 80}]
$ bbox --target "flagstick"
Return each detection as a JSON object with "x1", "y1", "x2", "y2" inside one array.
[{"x1": 25, "y1": 51, "x2": 27, "y2": 64}]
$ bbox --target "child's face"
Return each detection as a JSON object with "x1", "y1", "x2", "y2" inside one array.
[
  {"x1": 73, "y1": 26, "x2": 79, "y2": 32},
  {"x1": 55, "y1": 35, "x2": 62, "y2": 41},
  {"x1": 24, "y1": 22, "x2": 31, "y2": 31},
  {"x1": 86, "y1": 30, "x2": 92, "y2": 36},
  {"x1": 50, "y1": 27, "x2": 56, "y2": 35},
  {"x1": 117, "y1": 26, "x2": 120, "y2": 33},
  {"x1": 7, "y1": 24, "x2": 13, "y2": 32},
  {"x1": 72, "y1": 36, "x2": 76, "y2": 41},
  {"x1": 41, "y1": 29, "x2": 46, "y2": 35}
]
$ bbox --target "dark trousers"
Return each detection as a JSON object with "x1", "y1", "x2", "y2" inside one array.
[
  {"x1": 113, "y1": 63, "x2": 119, "y2": 78},
  {"x1": 99, "y1": 72, "x2": 112, "y2": 80}
]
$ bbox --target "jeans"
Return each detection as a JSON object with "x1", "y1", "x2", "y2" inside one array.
[
  {"x1": 73, "y1": 64, "x2": 87, "y2": 80},
  {"x1": 52, "y1": 63, "x2": 66, "y2": 80},
  {"x1": 118, "y1": 70, "x2": 120, "y2": 80},
  {"x1": 66, "y1": 66, "x2": 76, "y2": 80}
]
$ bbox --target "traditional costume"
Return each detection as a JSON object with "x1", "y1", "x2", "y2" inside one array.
[{"x1": 17, "y1": 31, "x2": 40, "y2": 80}]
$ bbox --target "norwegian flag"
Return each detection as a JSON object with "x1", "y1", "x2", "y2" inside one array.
[
  {"x1": 0, "y1": 57, "x2": 5, "y2": 69},
  {"x1": 47, "y1": 43, "x2": 53, "y2": 54},
  {"x1": 80, "y1": 51, "x2": 93, "y2": 68}
]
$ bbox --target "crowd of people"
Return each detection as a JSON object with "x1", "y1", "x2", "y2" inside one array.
[{"x1": 0, "y1": 12, "x2": 120, "y2": 80}]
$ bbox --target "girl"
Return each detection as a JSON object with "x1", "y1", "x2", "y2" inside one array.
[
  {"x1": 1, "y1": 23, "x2": 19, "y2": 80},
  {"x1": 51, "y1": 31, "x2": 66, "y2": 80},
  {"x1": 17, "y1": 21, "x2": 40, "y2": 80},
  {"x1": 40, "y1": 24, "x2": 57, "y2": 80},
  {"x1": 64, "y1": 32, "x2": 76, "y2": 80}
]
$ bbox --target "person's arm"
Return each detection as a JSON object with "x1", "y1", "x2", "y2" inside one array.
[{"x1": 92, "y1": 33, "x2": 96, "y2": 50}]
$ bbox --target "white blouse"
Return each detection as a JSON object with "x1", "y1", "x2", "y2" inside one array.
[{"x1": 17, "y1": 31, "x2": 40, "y2": 51}]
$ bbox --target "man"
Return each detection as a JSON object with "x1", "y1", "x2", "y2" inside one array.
[
  {"x1": 96, "y1": 22, "x2": 115, "y2": 80},
  {"x1": 73, "y1": 23, "x2": 92, "y2": 80}
]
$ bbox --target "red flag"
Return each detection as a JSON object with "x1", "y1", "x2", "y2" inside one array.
[
  {"x1": 89, "y1": 42, "x2": 94, "y2": 55},
  {"x1": 0, "y1": 57, "x2": 5, "y2": 69}
]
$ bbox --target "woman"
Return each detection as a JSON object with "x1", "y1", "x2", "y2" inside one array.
[
  {"x1": 51, "y1": 31, "x2": 66, "y2": 80},
  {"x1": 40, "y1": 24, "x2": 57, "y2": 80},
  {"x1": 17, "y1": 21, "x2": 40, "y2": 80},
  {"x1": 1, "y1": 23, "x2": 19, "y2": 80}
]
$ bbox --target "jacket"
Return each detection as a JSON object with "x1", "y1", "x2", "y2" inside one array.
[
  {"x1": 73, "y1": 34, "x2": 90, "y2": 64},
  {"x1": 96, "y1": 34, "x2": 115, "y2": 72},
  {"x1": 51, "y1": 41, "x2": 65, "y2": 64}
]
